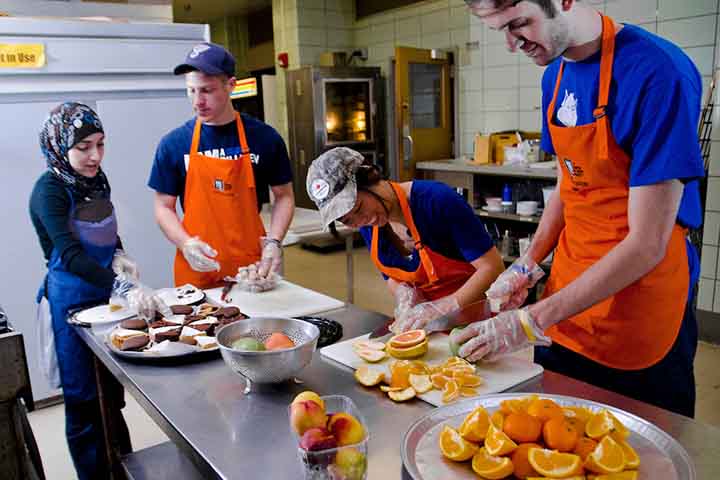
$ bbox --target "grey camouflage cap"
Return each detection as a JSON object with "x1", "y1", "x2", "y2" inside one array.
[{"x1": 306, "y1": 147, "x2": 364, "y2": 231}]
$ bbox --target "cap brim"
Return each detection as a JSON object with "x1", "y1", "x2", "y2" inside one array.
[
  {"x1": 317, "y1": 182, "x2": 357, "y2": 232},
  {"x1": 173, "y1": 61, "x2": 227, "y2": 76}
]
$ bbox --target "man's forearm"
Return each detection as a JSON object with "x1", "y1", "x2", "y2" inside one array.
[
  {"x1": 155, "y1": 204, "x2": 190, "y2": 248},
  {"x1": 526, "y1": 188, "x2": 565, "y2": 264},
  {"x1": 268, "y1": 187, "x2": 294, "y2": 241}
]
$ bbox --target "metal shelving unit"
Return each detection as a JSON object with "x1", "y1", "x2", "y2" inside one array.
[{"x1": 475, "y1": 209, "x2": 542, "y2": 224}]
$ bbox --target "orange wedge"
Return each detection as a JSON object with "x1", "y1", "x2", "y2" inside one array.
[
  {"x1": 485, "y1": 424, "x2": 517, "y2": 456},
  {"x1": 353, "y1": 365, "x2": 385, "y2": 386},
  {"x1": 491, "y1": 410, "x2": 505, "y2": 429},
  {"x1": 455, "y1": 373, "x2": 483, "y2": 387},
  {"x1": 471, "y1": 447, "x2": 514, "y2": 479},
  {"x1": 585, "y1": 410, "x2": 616, "y2": 439},
  {"x1": 408, "y1": 374, "x2": 432, "y2": 394},
  {"x1": 438, "y1": 425, "x2": 479, "y2": 461},
  {"x1": 527, "y1": 448, "x2": 582, "y2": 478},
  {"x1": 460, "y1": 386, "x2": 478, "y2": 397},
  {"x1": 588, "y1": 471, "x2": 639, "y2": 480},
  {"x1": 430, "y1": 373, "x2": 449, "y2": 390},
  {"x1": 527, "y1": 398, "x2": 564, "y2": 423},
  {"x1": 609, "y1": 433, "x2": 640, "y2": 469},
  {"x1": 442, "y1": 379, "x2": 460, "y2": 403},
  {"x1": 459, "y1": 406, "x2": 490, "y2": 443},
  {"x1": 584, "y1": 435, "x2": 626, "y2": 474}
]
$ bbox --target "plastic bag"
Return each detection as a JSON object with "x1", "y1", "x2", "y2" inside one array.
[{"x1": 36, "y1": 297, "x2": 61, "y2": 388}]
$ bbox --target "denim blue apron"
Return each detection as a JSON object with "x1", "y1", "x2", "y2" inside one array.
[{"x1": 36, "y1": 189, "x2": 118, "y2": 479}]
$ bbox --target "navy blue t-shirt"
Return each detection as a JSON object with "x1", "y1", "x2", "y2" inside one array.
[
  {"x1": 540, "y1": 24, "x2": 705, "y2": 288},
  {"x1": 148, "y1": 113, "x2": 293, "y2": 211},
  {"x1": 359, "y1": 181, "x2": 494, "y2": 278}
]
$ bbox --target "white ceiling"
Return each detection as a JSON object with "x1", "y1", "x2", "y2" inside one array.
[{"x1": 173, "y1": 0, "x2": 271, "y2": 23}]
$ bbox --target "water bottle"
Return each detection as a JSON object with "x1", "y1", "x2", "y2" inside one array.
[{"x1": 501, "y1": 184, "x2": 513, "y2": 213}]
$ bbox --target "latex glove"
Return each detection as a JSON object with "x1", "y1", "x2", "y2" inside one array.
[
  {"x1": 112, "y1": 274, "x2": 171, "y2": 321},
  {"x1": 392, "y1": 283, "x2": 424, "y2": 320},
  {"x1": 257, "y1": 236, "x2": 283, "y2": 278},
  {"x1": 486, "y1": 256, "x2": 544, "y2": 312},
  {"x1": 181, "y1": 236, "x2": 220, "y2": 272},
  {"x1": 450, "y1": 307, "x2": 551, "y2": 362},
  {"x1": 111, "y1": 250, "x2": 139, "y2": 280},
  {"x1": 232, "y1": 262, "x2": 279, "y2": 293},
  {"x1": 394, "y1": 296, "x2": 460, "y2": 333}
]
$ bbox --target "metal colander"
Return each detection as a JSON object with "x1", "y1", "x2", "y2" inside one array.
[{"x1": 216, "y1": 317, "x2": 320, "y2": 393}]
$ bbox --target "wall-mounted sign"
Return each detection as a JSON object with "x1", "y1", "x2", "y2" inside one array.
[
  {"x1": 0, "y1": 43, "x2": 45, "y2": 68},
  {"x1": 231, "y1": 77, "x2": 258, "y2": 99}
]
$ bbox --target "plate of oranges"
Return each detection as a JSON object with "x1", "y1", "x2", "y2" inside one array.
[{"x1": 401, "y1": 394, "x2": 694, "y2": 480}]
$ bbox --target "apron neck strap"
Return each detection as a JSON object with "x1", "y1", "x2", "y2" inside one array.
[
  {"x1": 190, "y1": 112, "x2": 248, "y2": 156},
  {"x1": 593, "y1": 14, "x2": 617, "y2": 161}
]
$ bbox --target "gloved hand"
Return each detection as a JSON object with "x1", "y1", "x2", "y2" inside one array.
[
  {"x1": 257, "y1": 236, "x2": 283, "y2": 278},
  {"x1": 486, "y1": 256, "x2": 544, "y2": 312},
  {"x1": 112, "y1": 274, "x2": 171, "y2": 321},
  {"x1": 393, "y1": 296, "x2": 460, "y2": 333},
  {"x1": 181, "y1": 236, "x2": 220, "y2": 272},
  {"x1": 232, "y1": 262, "x2": 279, "y2": 293},
  {"x1": 450, "y1": 307, "x2": 551, "y2": 362},
  {"x1": 111, "y1": 250, "x2": 139, "y2": 280}
]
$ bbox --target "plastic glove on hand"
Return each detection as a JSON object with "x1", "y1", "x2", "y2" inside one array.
[
  {"x1": 112, "y1": 275, "x2": 171, "y2": 321},
  {"x1": 111, "y1": 250, "x2": 139, "y2": 280},
  {"x1": 392, "y1": 283, "x2": 424, "y2": 320},
  {"x1": 394, "y1": 296, "x2": 460, "y2": 333},
  {"x1": 181, "y1": 237, "x2": 220, "y2": 272},
  {"x1": 450, "y1": 307, "x2": 550, "y2": 362},
  {"x1": 486, "y1": 256, "x2": 544, "y2": 312},
  {"x1": 234, "y1": 262, "x2": 279, "y2": 293},
  {"x1": 257, "y1": 236, "x2": 282, "y2": 278}
]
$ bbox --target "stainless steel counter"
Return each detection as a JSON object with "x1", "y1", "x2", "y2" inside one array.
[{"x1": 76, "y1": 306, "x2": 720, "y2": 479}]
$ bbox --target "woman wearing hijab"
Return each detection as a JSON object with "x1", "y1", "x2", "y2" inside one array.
[{"x1": 29, "y1": 102, "x2": 167, "y2": 479}]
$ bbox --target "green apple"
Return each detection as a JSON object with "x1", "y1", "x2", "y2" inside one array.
[
  {"x1": 231, "y1": 337, "x2": 265, "y2": 351},
  {"x1": 448, "y1": 327, "x2": 465, "y2": 356}
]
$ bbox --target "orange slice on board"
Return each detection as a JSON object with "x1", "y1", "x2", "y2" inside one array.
[
  {"x1": 438, "y1": 425, "x2": 479, "y2": 461},
  {"x1": 460, "y1": 386, "x2": 478, "y2": 397},
  {"x1": 471, "y1": 447, "x2": 514, "y2": 479},
  {"x1": 527, "y1": 448, "x2": 582, "y2": 478},
  {"x1": 455, "y1": 373, "x2": 483, "y2": 387},
  {"x1": 388, "y1": 387, "x2": 416, "y2": 402},
  {"x1": 353, "y1": 365, "x2": 385, "y2": 386},
  {"x1": 584, "y1": 435, "x2": 626, "y2": 474},
  {"x1": 459, "y1": 406, "x2": 490, "y2": 443},
  {"x1": 355, "y1": 348, "x2": 386, "y2": 363},
  {"x1": 388, "y1": 329, "x2": 426, "y2": 349},
  {"x1": 485, "y1": 424, "x2": 518, "y2": 456},
  {"x1": 441, "y1": 379, "x2": 460, "y2": 403},
  {"x1": 352, "y1": 339, "x2": 386, "y2": 351},
  {"x1": 430, "y1": 373, "x2": 449, "y2": 390},
  {"x1": 408, "y1": 374, "x2": 433, "y2": 394}
]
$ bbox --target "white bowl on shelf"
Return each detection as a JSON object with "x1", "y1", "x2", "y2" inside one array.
[{"x1": 516, "y1": 201, "x2": 539, "y2": 216}]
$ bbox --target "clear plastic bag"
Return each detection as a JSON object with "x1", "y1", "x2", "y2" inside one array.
[{"x1": 36, "y1": 297, "x2": 61, "y2": 388}]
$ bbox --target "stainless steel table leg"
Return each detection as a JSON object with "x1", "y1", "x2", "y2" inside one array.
[{"x1": 345, "y1": 234, "x2": 354, "y2": 304}]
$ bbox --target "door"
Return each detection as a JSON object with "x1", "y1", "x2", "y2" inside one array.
[{"x1": 394, "y1": 47, "x2": 452, "y2": 181}]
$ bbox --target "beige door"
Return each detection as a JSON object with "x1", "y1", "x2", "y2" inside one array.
[{"x1": 395, "y1": 47, "x2": 453, "y2": 181}]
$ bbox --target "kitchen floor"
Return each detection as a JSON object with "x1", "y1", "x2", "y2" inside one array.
[{"x1": 28, "y1": 245, "x2": 720, "y2": 479}]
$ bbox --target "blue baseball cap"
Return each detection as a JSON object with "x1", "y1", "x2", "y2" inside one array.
[{"x1": 173, "y1": 42, "x2": 236, "y2": 77}]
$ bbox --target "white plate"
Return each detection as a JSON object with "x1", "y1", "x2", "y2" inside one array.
[
  {"x1": 156, "y1": 284, "x2": 205, "y2": 306},
  {"x1": 72, "y1": 304, "x2": 135, "y2": 326}
]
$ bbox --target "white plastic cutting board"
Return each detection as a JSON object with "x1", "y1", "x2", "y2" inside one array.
[
  {"x1": 321, "y1": 333, "x2": 543, "y2": 407},
  {"x1": 204, "y1": 280, "x2": 344, "y2": 318}
]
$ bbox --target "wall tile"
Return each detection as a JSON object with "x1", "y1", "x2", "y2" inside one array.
[
  {"x1": 519, "y1": 87, "x2": 542, "y2": 111},
  {"x1": 519, "y1": 111, "x2": 543, "y2": 132},
  {"x1": 368, "y1": 42, "x2": 394, "y2": 63},
  {"x1": 327, "y1": 28, "x2": 353, "y2": 49},
  {"x1": 421, "y1": 9, "x2": 451, "y2": 34},
  {"x1": 412, "y1": 0, "x2": 448, "y2": 15},
  {"x1": 636, "y1": 22, "x2": 658, "y2": 34},
  {"x1": 297, "y1": 8, "x2": 326, "y2": 27},
  {"x1": 684, "y1": 46, "x2": 715, "y2": 76},
  {"x1": 326, "y1": 0, "x2": 353, "y2": 13},
  {"x1": 370, "y1": 21, "x2": 395, "y2": 44},
  {"x1": 710, "y1": 141, "x2": 720, "y2": 177},
  {"x1": 714, "y1": 281, "x2": 720, "y2": 313},
  {"x1": 484, "y1": 65, "x2": 519, "y2": 89},
  {"x1": 485, "y1": 27, "x2": 506, "y2": 46},
  {"x1": 462, "y1": 91, "x2": 483, "y2": 113},
  {"x1": 485, "y1": 111, "x2": 519, "y2": 132},
  {"x1": 484, "y1": 43, "x2": 518, "y2": 67},
  {"x1": 461, "y1": 112, "x2": 484, "y2": 133},
  {"x1": 396, "y1": 16, "x2": 420, "y2": 39},
  {"x1": 701, "y1": 245, "x2": 719, "y2": 279},
  {"x1": 698, "y1": 278, "x2": 715, "y2": 310},
  {"x1": 705, "y1": 211, "x2": 720, "y2": 246},
  {"x1": 605, "y1": 0, "x2": 657, "y2": 25},
  {"x1": 326, "y1": 10, "x2": 353, "y2": 27},
  {"x1": 707, "y1": 178, "x2": 720, "y2": 211},
  {"x1": 469, "y1": 21, "x2": 485, "y2": 43},
  {"x1": 518, "y1": 63, "x2": 545, "y2": 87},
  {"x1": 459, "y1": 66, "x2": 483, "y2": 91},
  {"x1": 450, "y1": 5, "x2": 470, "y2": 30},
  {"x1": 422, "y1": 31, "x2": 452, "y2": 49},
  {"x1": 353, "y1": 26, "x2": 370, "y2": 46},
  {"x1": 483, "y1": 88, "x2": 519, "y2": 111},
  {"x1": 298, "y1": 0, "x2": 325, "y2": 9},
  {"x1": 658, "y1": 0, "x2": 718, "y2": 21},
  {"x1": 298, "y1": 27, "x2": 327, "y2": 46},
  {"x1": 396, "y1": 36, "x2": 421, "y2": 48},
  {"x1": 657, "y1": 16, "x2": 717, "y2": 48},
  {"x1": 450, "y1": 28, "x2": 469, "y2": 46}
]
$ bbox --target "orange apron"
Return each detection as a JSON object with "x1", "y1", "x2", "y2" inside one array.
[
  {"x1": 173, "y1": 113, "x2": 265, "y2": 288},
  {"x1": 542, "y1": 15, "x2": 689, "y2": 370},
  {"x1": 370, "y1": 182, "x2": 476, "y2": 301}
]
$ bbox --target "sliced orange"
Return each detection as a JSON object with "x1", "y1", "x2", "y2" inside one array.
[
  {"x1": 511, "y1": 442, "x2": 542, "y2": 479},
  {"x1": 527, "y1": 398, "x2": 564, "y2": 423},
  {"x1": 485, "y1": 424, "x2": 518, "y2": 456},
  {"x1": 438, "y1": 425, "x2": 478, "y2": 461},
  {"x1": 353, "y1": 365, "x2": 385, "y2": 386},
  {"x1": 503, "y1": 412, "x2": 542, "y2": 444},
  {"x1": 459, "y1": 406, "x2": 490, "y2": 443},
  {"x1": 355, "y1": 348, "x2": 386, "y2": 363},
  {"x1": 563, "y1": 405, "x2": 593, "y2": 422},
  {"x1": 455, "y1": 373, "x2": 484, "y2": 387},
  {"x1": 500, "y1": 395, "x2": 538, "y2": 415},
  {"x1": 526, "y1": 476, "x2": 586, "y2": 480},
  {"x1": 430, "y1": 373, "x2": 449, "y2": 390},
  {"x1": 389, "y1": 361, "x2": 412, "y2": 389},
  {"x1": 408, "y1": 374, "x2": 432, "y2": 394},
  {"x1": 442, "y1": 379, "x2": 460, "y2": 403},
  {"x1": 527, "y1": 448, "x2": 582, "y2": 478},
  {"x1": 471, "y1": 447, "x2": 514, "y2": 479},
  {"x1": 388, "y1": 329, "x2": 427, "y2": 349},
  {"x1": 388, "y1": 387, "x2": 416, "y2": 402},
  {"x1": 491, "y1": 410, "x2": 505, "y2": 429},
  {"x1": 380, "y1": 385, "x2": 403, "y2": 392},
  {"x1": 408, "y1": 360, "x2": 430, "y2": 375},
  {"x1": 584, "y1": 435, "x2": 626, "y2": 474},
  {"x1": 573, "y1": 436, "x2": 599, "y2": 461},
  {"x1": 607, "y1": 411, "x2": 631, "y2": 439},
  {"x1": 609, "y1": 433, "x2": 640, "y2": 469},
  {"x1": 353, "y1": 339, "x2": 386, "y2": 351},
  {"x1": 585, "y1": 409, "x2": 616, "y2": 439},
  {"x1": 460, "y1": 386, "x2": 478, "y2": 397}
]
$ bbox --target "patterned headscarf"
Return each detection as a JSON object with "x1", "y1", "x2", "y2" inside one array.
[{"x1": 39, "y1": 102, "x2": 110, "y2": 198}]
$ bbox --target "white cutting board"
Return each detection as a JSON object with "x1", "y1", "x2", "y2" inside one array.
[
  {"x1": 321, "y1": 333, "x2": 543, "y2": 407},
  {"x1": 204, "y1": 280, "x2": 344, "y2": 318}
]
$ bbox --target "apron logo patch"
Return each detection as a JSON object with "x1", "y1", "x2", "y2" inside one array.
[
  {"x1": 557, "y1": 90, "x2": 578, "y2": 127},
  {"x1": 213, "y1": 179, "x2": 232, "y2": 192},
  {"x1": 311, "y1": 179, "x2": 330, "y2": 200},
  {"x1": 563, "y1": 158, "x2": 584, "y2": 178}
]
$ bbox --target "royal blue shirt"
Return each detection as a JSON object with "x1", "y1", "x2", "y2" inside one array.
[
  {"x1": 359, "y1": 181, "x2": 494, "y2": 278},
  {"x1": 540, "y1": 24, "x2": 705, "y2": 288},
  {"x1": 148, "y1": 113, "x2": 293, "y2": 211}
]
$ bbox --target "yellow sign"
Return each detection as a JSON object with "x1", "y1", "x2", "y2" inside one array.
[{"x1": 0, "y1": 43, "x2": 45, "y2": 68}]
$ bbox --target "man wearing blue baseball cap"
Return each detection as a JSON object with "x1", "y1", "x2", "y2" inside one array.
[{"x1": 148, "y1": 42, "x2": 295, "y2": 288}]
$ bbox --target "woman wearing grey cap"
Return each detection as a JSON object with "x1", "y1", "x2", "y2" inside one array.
[{"x1": 307, "y1": 147, "x2": 505, "y2": 333}]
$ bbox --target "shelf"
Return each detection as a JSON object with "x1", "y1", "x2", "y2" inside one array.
[
  {"x1": 416, "y1": 159, "x2": 558, "y2": 180},
  {"x1": 475, "y1": 209, "x2": 541, "y2": 224}
]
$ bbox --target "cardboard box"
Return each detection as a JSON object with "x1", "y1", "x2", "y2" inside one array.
[
  {"x1": 473, "y1": 134, "x2": 491, "y2": 164},
  {"x1": 471, "y1": 130, "x2": 542, "y2": 165}
]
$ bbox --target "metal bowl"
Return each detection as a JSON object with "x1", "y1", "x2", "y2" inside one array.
[{"x1": 216, "y1": 317, "x2": 320, "y2": 393}]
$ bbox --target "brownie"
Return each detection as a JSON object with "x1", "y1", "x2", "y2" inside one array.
[
  {"x1": 183, "y1": 314, "x2": 205, "y2": 325},
  {"x1": 149, "y1": 319, "x2": 175, "y2": 329},
  {"x1": 217, "y1": 306, "x2": 240, "y2": 318},
  {"x1": 170, "y1": 304, "x2": 194, "y2": 315},
  {"x1": 219, "y1": 315, "x2": 245, "y2": 328},
  {"x1": 120, "y1": 318, "x2": 147, "y2": 331},
  {"x1": 154, "y1": 327, "x2": 181, "y2": 343},
  {"x1": 188, "y1": 321, "x2": 217, "y2": 336},
  {"x1": 120, "y1": 335, "x2": 150, "y2": 351}
]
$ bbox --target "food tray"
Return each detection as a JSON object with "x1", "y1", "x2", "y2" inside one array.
[
  {"x1": 401, "y1": 393, "x2": 694, "y2": 480},
  {"x1": 104, "y1": 329, "x2": 220, "y2": 360}
]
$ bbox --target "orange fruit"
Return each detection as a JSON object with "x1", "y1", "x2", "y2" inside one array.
[
  {"x1": 459, "y1": 406, "x2": 490, "y2": 443},
  {"x1": 510, "y1": 443, "x2": 541, "y2": 479},
  {"x1": 584, "y1": 435, "x2": 626, "y2": 474},
  {"x1": 527, "y1": 398, "x2": 564, "y2": 423},
  {"x1": 573, "y1": 436, "x2": 598, "y2": 461},
  {"x1": 438, "y1": 425, "x2": 479, "y2": 461},
  {"x1": 408, "y1": 360, "x2": 430, "y2": 375},
  {"x1": 607, "y1": 411, "x2": 631, "y2": 439},
  {"x1": 389, "y1": 361, "x2": 412, "y2": 389},
  {"x1": 408, "y1": 374, "x2": 433, "y2": 394},
  {"x1": 585, "y1": 409, "x2": 616, "y2": 439},
  {"x1": 503, "y1": 412, "x2": 542, "y2": 443},
  {"x1": 491, "y1": 410, "x2": 505, "y2": 429},
  {"x1": 527, "y1": 448, "x2": 582, "y2": 478},
  {"x1": 471, "y1": 447, "x2": 514, "y2": 479},
  {"x1": 264, "y1": 332, "x2": 294, "y2": 350},
  {"x1": 564, "y1": 415, "x2": 588, "y2": 437},
  {"x1": 388, "y1": 329, "x2": 426, "y2": 349},
  {"x1": 353, "y1": 365, "x2": 385, "y2": 386},
  {"x1": 430, "y1": 373, "x2": 448, "y2": 389},
  {"x1": 460, "y1": 386, "x2": 478, "y2": 397},
  {"x1": 609, "y1": 433, "x2": 640, "y2": 469},
  {"x1": 542, "y1": 416, "x2": 579, "y2": 452},
  {"x1": 485, "y1": 424, "x2": 517, "y2": 456},
  {"x1": 442, "y1": 379, "x2": 460, "y2": 403},
  {"x1": 455, "y1": 373, "x2": 483, "y2": 387},
  {"x1": 563, "y1": 405, "x2": 593, "y2": 422},
  {"x1": 587, "y1": 471, "x2": 639, "y2": 480}
]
